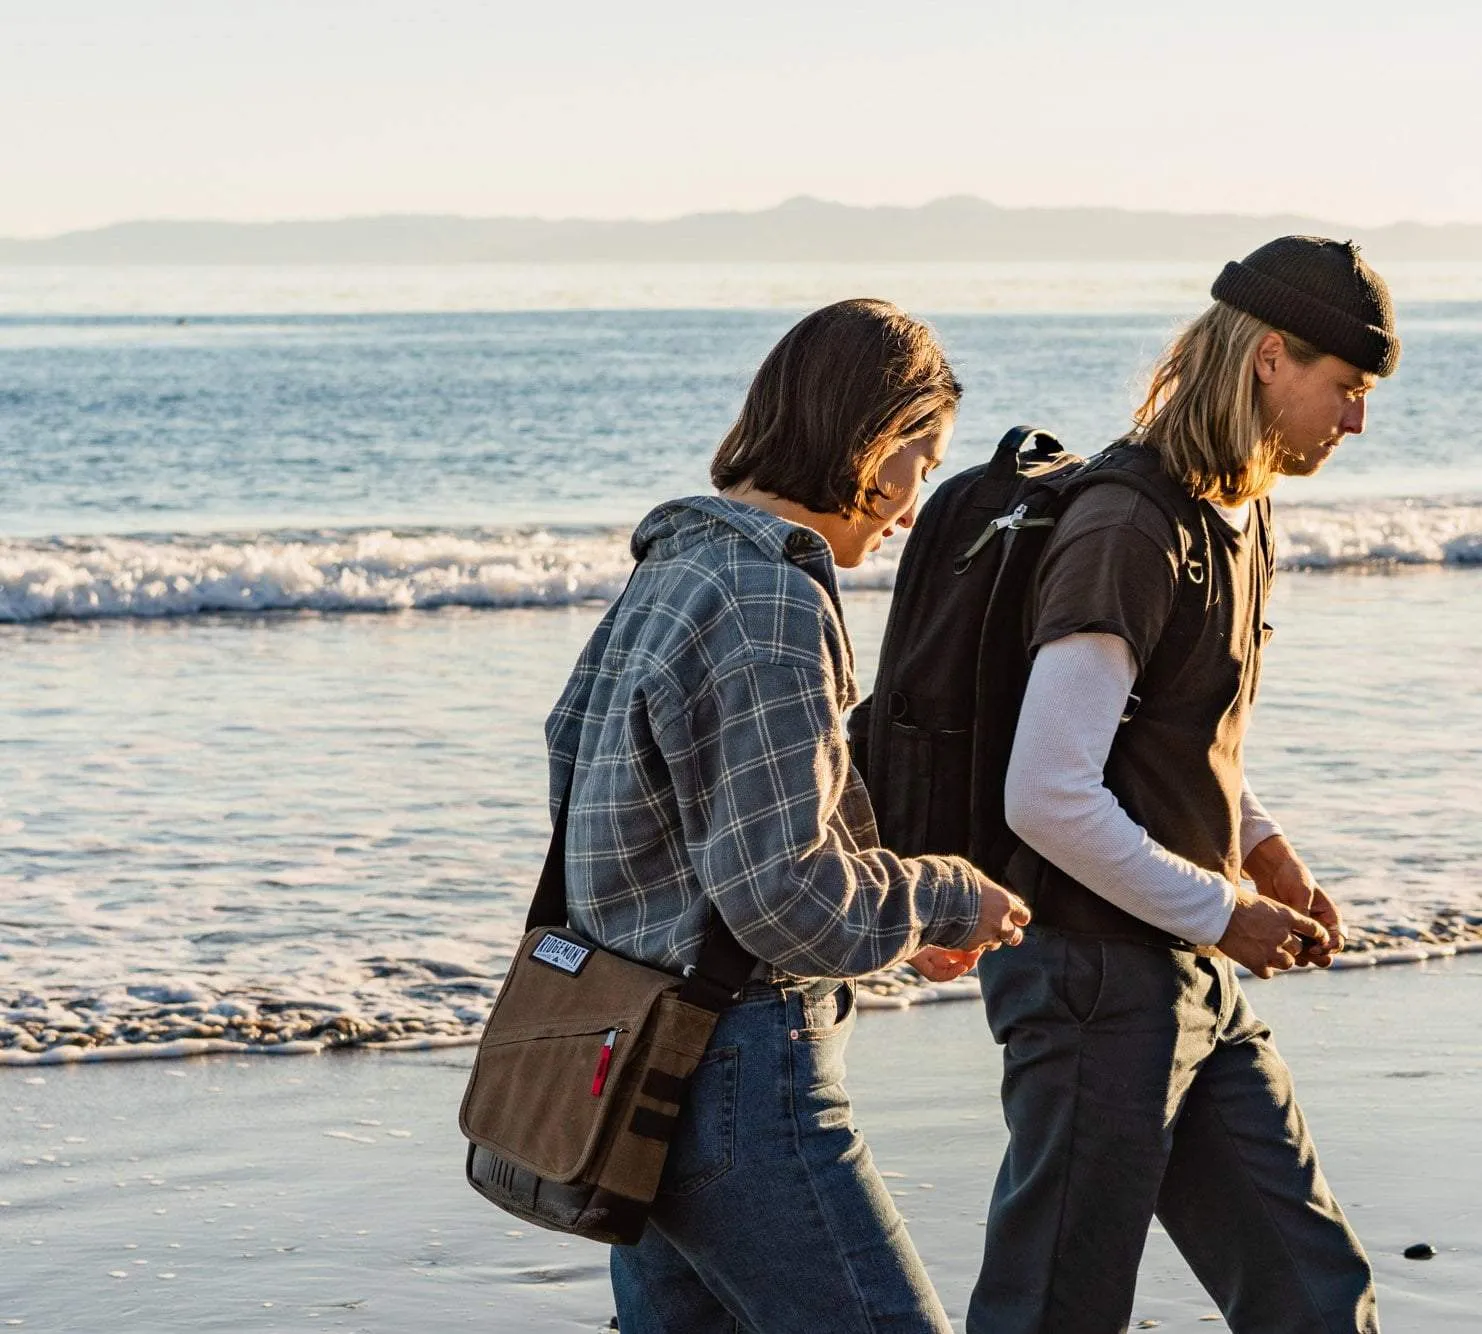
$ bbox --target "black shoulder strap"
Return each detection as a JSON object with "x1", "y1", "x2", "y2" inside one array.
[
  {"x1": 680, "y1": 919, "x2": 757, "y2": 1011},
  {"x1": 524, "y1": 765, "x2": 577, "y2": 932},
  {"x1": 525, "y1": 570, "x2": 754, "y2": 1011},
  {"x1": 1059, "y1": 444, "x2": 1211, "y2": 594}
]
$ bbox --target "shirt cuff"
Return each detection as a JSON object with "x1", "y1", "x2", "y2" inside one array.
[
  {"x1": 1239, "y1": 782, "x2": 1284, "y2": 864},
  {"x1": 918, "y1": 854, "x2": 983, "y2": 950}
]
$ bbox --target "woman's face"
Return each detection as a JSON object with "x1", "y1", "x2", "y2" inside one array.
[{"x1": 827, "y1": 417, "x2": 955, "y2": 568}]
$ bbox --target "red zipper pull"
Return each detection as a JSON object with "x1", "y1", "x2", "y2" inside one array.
[{"x1": 591, "y1": 1029, "x2": 618, "y2": 1096}]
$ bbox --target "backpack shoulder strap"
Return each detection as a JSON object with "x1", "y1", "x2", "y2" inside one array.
[{"x1": 1055, "y1": 442, "x2": 1210, "y2": 590}]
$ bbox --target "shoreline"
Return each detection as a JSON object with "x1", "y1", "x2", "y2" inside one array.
[
  {"x1": 4, "y1": 955, "x2": 1478, "y2": 1332},
  {"x1": 6, "y1": 933, "x2": 1482, "y2": 1068}
]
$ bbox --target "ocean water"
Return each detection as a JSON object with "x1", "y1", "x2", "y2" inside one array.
[{"x1": 2, "y1": 272, "x2": 1480, "y2": 1062}]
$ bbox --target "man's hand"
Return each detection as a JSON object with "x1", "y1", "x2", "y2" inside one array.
[
  {"x1": 1243, "y1": 834, "x2": 1344, "y2": 967},
  {"x1": 961, "y1": 878, "x2": 1032, "y2": 952},
  {"x1": 1217, "y1": 885, "x2": 1329, "y2": 979},
  {"x1": 907, "y1": 944, "x2": 985, "y2": 983}
]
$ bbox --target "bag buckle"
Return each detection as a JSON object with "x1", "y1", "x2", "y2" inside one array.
[{"x1": 679, "y1": 965, "x2": 742, "y2": 1012}]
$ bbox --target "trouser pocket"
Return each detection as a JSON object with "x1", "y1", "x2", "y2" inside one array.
[
  {"x1": 799, "y1": 980, "x2": 855, "y2": 1039},
  {"x1": 1056, "y1": 935, "x2": 1107, "y2": 1025}
]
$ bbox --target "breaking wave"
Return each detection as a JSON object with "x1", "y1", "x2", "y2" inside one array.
[{"x1": 3, "y1": 497, "x2": 1480, "y2": 623}]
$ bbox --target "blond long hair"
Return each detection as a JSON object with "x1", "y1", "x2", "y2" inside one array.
[{"x1": 1134, "y1": 302, "x2": 1321, "y2": 503}]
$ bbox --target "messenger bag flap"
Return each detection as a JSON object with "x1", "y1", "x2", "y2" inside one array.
[{"x1": 459, "y1": 926, "x2": 679, "y2": 1183}]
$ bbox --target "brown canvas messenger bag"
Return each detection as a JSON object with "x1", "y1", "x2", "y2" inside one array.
[{"x1": 459, "y1": 765, "x2": 754, "y2": 1247}]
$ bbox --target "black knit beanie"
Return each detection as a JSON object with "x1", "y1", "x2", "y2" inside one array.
[{"x1": 1211, "y1": 235, "x2": 1400, "y2": 377}]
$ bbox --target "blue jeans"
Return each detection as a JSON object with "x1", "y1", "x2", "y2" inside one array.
[{"x1": 611, "y1": 978, "x2": 952, "y2": 1333}]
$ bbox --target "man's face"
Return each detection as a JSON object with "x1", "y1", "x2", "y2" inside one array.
[{"x1": 1256, "y1": 337, "x2": 1377, "y2": 477}]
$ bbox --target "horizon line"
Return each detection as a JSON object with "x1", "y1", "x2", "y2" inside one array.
[{"x1": 9, "y1": 195, "x2": 1482, "y2": 244}]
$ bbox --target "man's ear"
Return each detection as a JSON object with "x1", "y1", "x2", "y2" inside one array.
[{"x1": 1252, "y1": 330, "x2": 1285, "y2": 385}]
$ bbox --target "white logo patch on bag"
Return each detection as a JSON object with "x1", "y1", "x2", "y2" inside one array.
[{"x1": 531, "y1": 933, "x2": 592, "y2": 976}]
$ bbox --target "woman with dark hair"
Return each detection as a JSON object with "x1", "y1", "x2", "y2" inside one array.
[{"x1": 546, "y1": 299, "x2": 1029, "y2": 1332}]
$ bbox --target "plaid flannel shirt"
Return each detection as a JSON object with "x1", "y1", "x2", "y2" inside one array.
[{"x1": 544, "y1": 495, "x2": 983, "y2": 979}]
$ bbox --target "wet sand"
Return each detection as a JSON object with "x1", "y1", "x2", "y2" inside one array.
[{"x1": 3, "y1": 955, "x2": 1478, "y2": 1332}]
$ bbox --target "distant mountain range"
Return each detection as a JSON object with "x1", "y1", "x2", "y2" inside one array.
[{"x1": 4, "y1": 196, "x2": 1481, "y2": 263}]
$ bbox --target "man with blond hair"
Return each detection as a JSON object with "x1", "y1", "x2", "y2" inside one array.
[{"x1": 968, "y1": 237, "x2": 1397, "y2": 1333}]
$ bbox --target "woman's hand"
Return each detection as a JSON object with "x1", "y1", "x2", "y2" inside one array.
[
  {"x1": 908, "y1": 877, "x2": 1029, "y2": 981},
  {"x1": 907, "y1": 944, "x2": 985, "y2": 983}
]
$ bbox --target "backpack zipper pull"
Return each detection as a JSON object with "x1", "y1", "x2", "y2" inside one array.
[
  {"x1": 955, "y1": 505, "x2": 1057, "y2": 573},
  {"x1": 1005, "y1": 507, "x2": 1056, "y2": 532},
  {"x1": 591, "y1": 1028, "x2": 619, "y2": 1096}
]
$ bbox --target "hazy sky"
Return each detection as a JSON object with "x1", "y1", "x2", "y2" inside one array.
[{"x1": 2, "y1": 0, "x2": 1477, "y2": 237}]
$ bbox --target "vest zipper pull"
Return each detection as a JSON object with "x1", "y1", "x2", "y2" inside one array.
[{"x1": 591, "y1": 1029, "x2": 618, "y2": 1096}]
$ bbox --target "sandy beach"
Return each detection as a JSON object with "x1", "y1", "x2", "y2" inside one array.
[{"x1": 3, "y1": 952, "x2": 1478, "y2": 1333}]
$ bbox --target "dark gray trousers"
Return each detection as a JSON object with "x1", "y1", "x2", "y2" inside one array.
[{"x1": 968, "y1": 928, "x2": 1379, "y2": 1334}]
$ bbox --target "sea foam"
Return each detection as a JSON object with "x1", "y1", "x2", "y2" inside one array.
[
  {"x1": 0, "y1": 527, "x2": 634, "y2": 622},
  {"x1": 2, "y1": 498, "x2": 1480, "y2": 624}
]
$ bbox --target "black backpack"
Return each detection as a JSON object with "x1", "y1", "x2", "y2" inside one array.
[{"x1": 849, "y1": 426, "x2": 1210, "y2": 890}]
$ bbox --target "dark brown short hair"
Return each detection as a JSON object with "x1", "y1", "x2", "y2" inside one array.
[{"x1": 710, "y1": 299, "x2": 962, "y2": 519}]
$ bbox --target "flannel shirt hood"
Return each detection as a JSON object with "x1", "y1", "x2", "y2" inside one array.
[
  {"x1": 630, "y1": 495, "x2": 801, "y2": 565},
  {"x1": 632, "y1": 493, "x2": 836, "y2": 578},
  {"x1": 544, "y1": 493, "x2": 983, "y2": 978}
]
